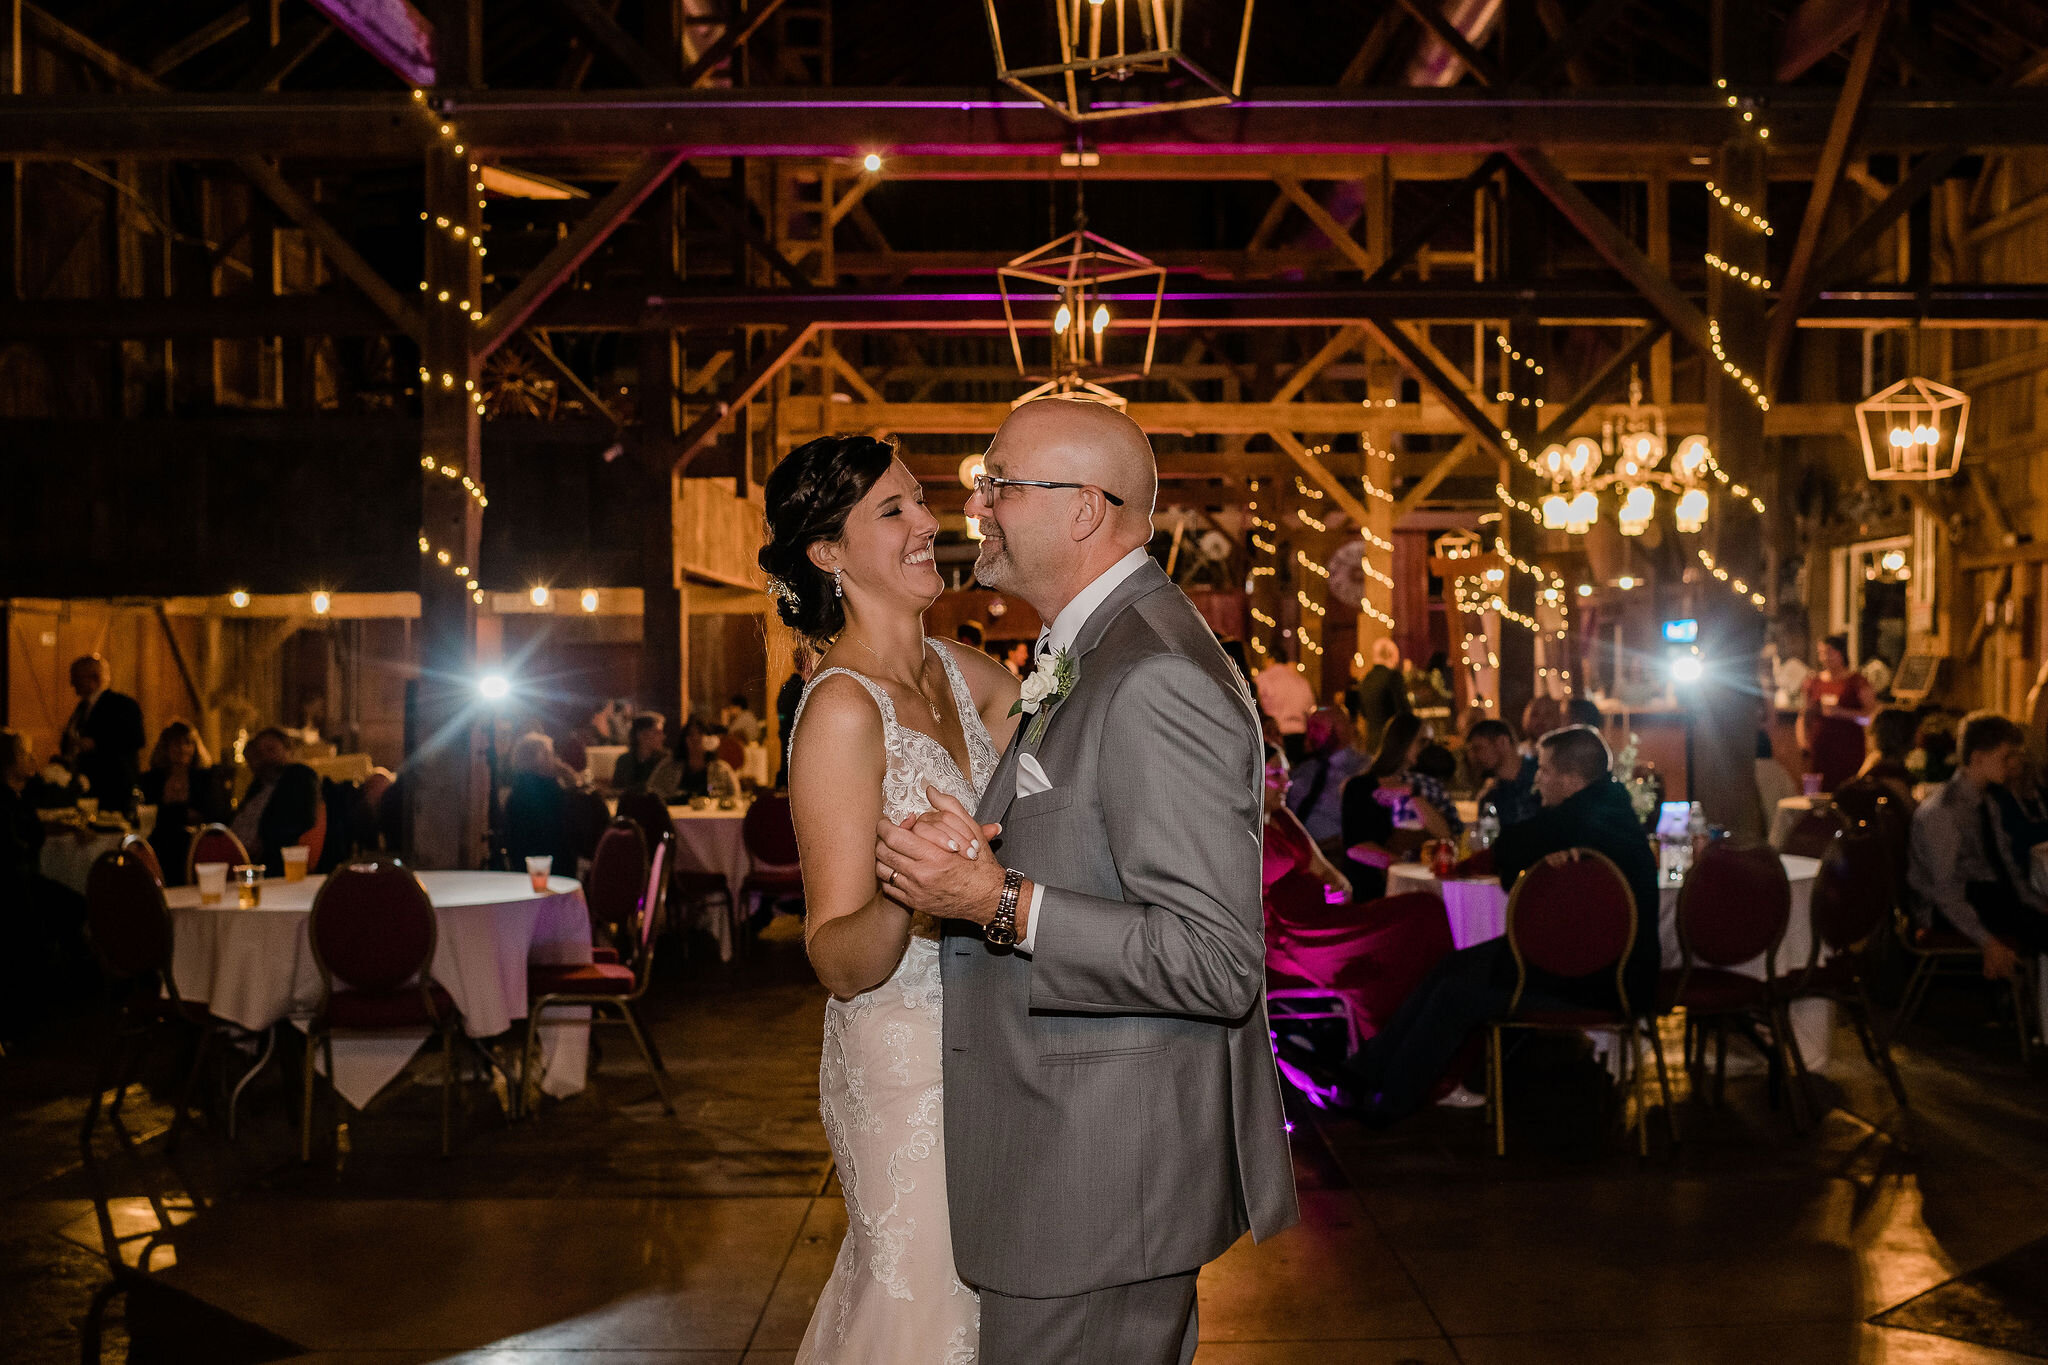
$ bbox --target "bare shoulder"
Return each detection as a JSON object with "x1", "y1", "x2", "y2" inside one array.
[
  {"x1": 788, "y1": 674, "x2": 884, "y2": 780},
  {"x1": 933, "y1": 638, "x2": 1020, "y2": 709}
]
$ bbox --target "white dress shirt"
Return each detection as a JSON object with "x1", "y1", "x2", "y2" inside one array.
[{"x1": 1016, "y1": 546, "x2": 1153, "y2": 953}]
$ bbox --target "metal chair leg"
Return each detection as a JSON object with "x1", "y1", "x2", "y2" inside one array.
[
  {"x1": 166, "y1": 1024, "x2": 218, "y2": 1154},
  {"x1": 300, "y1": 1029, "x2": 319, "y2": 1164},
  {"x1": 324, "y1": 1035, "x2": 339, "y2": 1165},
  {"x1": 226, "y1": 1027, "x2": 278, "y2": 1141},
  {"x1": 618, "y1": 1004, "x2": 676, "y2": 1115},
  {"x1": 1629, "y1": 1026, "x2": 1649, "y2": 1157},
  {"x1": 439, "y1": 1025, "x2": 455, "y2": 1159},
  {"x1": 1489, "y1": 1025, "x2": 1506, "y2": 1157},
  {"x1": 1775, "y1": 1002, "x2": 1815, "y2": 1132},
  {"x1": 1647, "y1": 1020, "x2": 1679, "y2": 1147},
  {"x1": 1713, "y1": 1023, "x2": 1729, "y2": 1108}
]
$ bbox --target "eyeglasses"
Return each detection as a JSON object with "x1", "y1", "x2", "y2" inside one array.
[{"x1": 972, "y1": 474, "x2": 1124, "y2": 507}]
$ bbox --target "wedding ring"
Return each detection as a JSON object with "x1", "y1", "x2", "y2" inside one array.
[{"x1": 886, "y1": 867, "x2": 897, "y2": 885}]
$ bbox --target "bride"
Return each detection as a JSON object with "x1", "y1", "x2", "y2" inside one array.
[{"x1": 761, "y1": 434, "x2": 1021, "y2": 1364}]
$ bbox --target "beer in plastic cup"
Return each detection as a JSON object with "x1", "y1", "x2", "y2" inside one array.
[
  {"x1": 1801, "y1": 772, "x2": 1824, "y2": 798},
  {"x1": 282, "y1": 845, "x2": 310, "y2": 882},
  {"x1": 195, "y1": 862, "x2": 229, "y2": 906},
  {"x1": 233, "y1": 864, "x2": 263, "y2": 909},
  {"x1": 526, "y1": 855, "x2": 553, "y2": 893}
]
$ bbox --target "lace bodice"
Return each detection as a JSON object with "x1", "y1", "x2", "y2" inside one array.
[{"x1": 793, "y1": 639, "x2": 999, "y2": 826}]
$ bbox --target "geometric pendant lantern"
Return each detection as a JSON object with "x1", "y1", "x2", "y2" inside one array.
[
  {"x1": 983, "y1": 0, "x2": 1257, "y2": 123},
  {"x1": 995, "y1": 226, "x2": 1166, "y2": 408},
  {"x1": 1855, "y1": 375, "x2": 1970, "y2": 481}
]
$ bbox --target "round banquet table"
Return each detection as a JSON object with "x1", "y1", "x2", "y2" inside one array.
[
  {"x1": 165, "y1": 871, "x2": 594, "y2": 1109},
  {"x1": 670, "y1": 802, "x2": 753, "y2": 960},
  {"x1": 1389, "y1": 853, "x2": 1831, "y2": 1066},
  {"x1": 40, "y1": 826, "x2": 126, "y2": 895}
]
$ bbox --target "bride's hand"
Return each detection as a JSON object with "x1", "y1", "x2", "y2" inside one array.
[{"x1": 904, "y1": 786, "x2": 1000, "y2": 859}]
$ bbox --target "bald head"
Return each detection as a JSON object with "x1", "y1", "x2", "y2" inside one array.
[
  {"x1": 970, "y1": 396, "x2": 1160, "y2": 620},
  {"x1": 990, "y1": 397, "x2": 1158, "y2": 539}
]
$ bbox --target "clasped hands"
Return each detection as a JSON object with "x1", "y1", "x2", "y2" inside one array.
[{"x1": 874, "y1": 786, "x2": 1007, "y2": 927}]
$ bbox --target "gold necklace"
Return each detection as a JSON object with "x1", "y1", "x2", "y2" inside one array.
[{"x1": 848, "y1": 636, "x2": 943, "y2": 724}]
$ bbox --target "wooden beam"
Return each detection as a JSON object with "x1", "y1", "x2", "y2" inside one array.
[
  {"x1": 1507, "y1": 147, "x2": 1714, "y2": 357},
  {"x1": 149, "y1": 11, "x2": 250, "y2": 77},
  {"x1": 236, "y1": 16, "x2": 335, "y2": 91},
  {"x1": 525, "y1": 329, "x2": 619, "y2": 424},
  {"x1": 825, "y1": 348, "x2": 885, "y2": 403},
  {"x1": 1804, "y1": 149, "x2": 1967, "y2": 300},
  {"x1": 547, "y1": 0, "x2": 670, "y2": 86},
  {"x1": 1365, "y1": 153, "x2": 1507, "y2": 286},
  {"x1": 1530, "y1": 321, "x2": 1669, "y2": 448},
  {"x1": 676, "y1": 161, "x2": 814, "y2": 291},
  {"x1": 1776, "y1": 0, "x2": 1877, "y2": 80},
  {"x1": 22, "y1": 3, "x2": 157, "y2": 89},
  {"x1": 476, "y1": 151, "x2": 688, "y2": 356},
  {"x1": 1274, "y1": 178, "x2": 1377, "y2": 275},
  {"x1": 1268, "y1": 431, "x2": 1374, "y2": 529},
  {"x1": 1271, "y1": 326, "x2": 1366, "y2": 404},
  {"x1": 1362, "y1": 320, "x2": 1514, "y2": 462},
  {"x1": 302, "y1": 0, "x2": 434, "y2": 87},
  {"x1": 1389, "y1": 0, "x2": 1500, "y2": 85},
  {"x1": 675, "y1": 325, "x2": 819, "y2": 470},
  {"x1": 1395, "y1": 436, "x2": 1480, "y2": 518},
  {"x1": 1765, "y1": 0, "x2": 1891, "y2": 395},
  {"x1": 676, "y1": 0, "x2": 790, "y2": 88},
  {"x1": 234, "y1": 156, "x2": 422, "y2": 341},
  {"x1": 1521, "y1": 0, "x2": 1629, "y2": 87},
  {"x1": 1958, "y1": 540, "x2": 2048, "y2": 572}
]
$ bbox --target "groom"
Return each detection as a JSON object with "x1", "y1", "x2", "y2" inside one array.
[{"x1": 875, "y1": 398, "x2": 1299, "y2": 1364}]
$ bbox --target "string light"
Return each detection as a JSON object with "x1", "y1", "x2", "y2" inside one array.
[
  {"x1": 1293, "y1": 476, "x2": 1325, "y2": 501},
  {"x1": 1296, "y1": 508, "x2": 1327, "y2": 533},
  {"x1": 1704, "y1": 179, "x2": 1773, "y2": 235},
  {"x1": 1704, "y1": 252, "x2": 1771, "y2": 291},
  {"x1": 419, "y1": 454, "x2": 489, "y2": 508},
  {"x1": 1247, "y1": 479, "x2": 1275, "y2": 657},
  {"x1": 1709, "y1": 319, "x2": 1771, "y2": 412},
  {"x1": 418, "y1": 533, "x2": 483, "y2": 603},
  {"x1": 1697, "y1": 548, "x2": 1769, "y2": 608}
]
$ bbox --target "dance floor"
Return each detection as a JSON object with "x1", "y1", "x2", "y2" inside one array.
[{"x1": 4, "y1": 940, "x2": 2047, "y2": 1364}]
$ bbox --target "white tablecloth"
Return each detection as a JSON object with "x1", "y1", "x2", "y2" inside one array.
[
  {"x1": 586, "y1": 745, "x2": 628, "y2": 784},
  {"x1": 670, "y1": 804, "x2": 752, "y2": 961},
  {"x1": 40, "y1": 827, "x2": 125, "y2": 894},
  {"x1": 1771, "y1": 796, "x2": 1821, "y2": 850},
  {"x1": 1389, "y1": 853, "x2": 1831, "y2": 1066},
  {"x1": 166, "y1": 871, "x2": 593, "y2": 1109}
]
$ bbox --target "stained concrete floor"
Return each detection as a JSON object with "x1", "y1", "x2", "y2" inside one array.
[{"x1": 4, "y1": 934, "x2": 2046, "y2": 1365}]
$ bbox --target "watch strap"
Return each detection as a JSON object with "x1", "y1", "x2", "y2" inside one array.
[{"x1": 989, "y1": 867, "x2": 1023, "y2": 945}]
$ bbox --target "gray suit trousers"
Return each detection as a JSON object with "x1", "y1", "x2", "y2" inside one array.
[{"x1": 979, "y1": 1270, "x2": 1199, "y2": 1365}]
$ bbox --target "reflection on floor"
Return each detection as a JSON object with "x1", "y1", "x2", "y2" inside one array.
[{"x1": 3, "y1": 934, "x2": 2045, "y2": 1364}]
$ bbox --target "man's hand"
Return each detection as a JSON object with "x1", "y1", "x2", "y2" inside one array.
[
  {"x1": 1982, "y1": 937, "x2": 2020, "y2": 981},
  {"x1": 875, "y1": 787, "x2": 1009, "y2": 926}
]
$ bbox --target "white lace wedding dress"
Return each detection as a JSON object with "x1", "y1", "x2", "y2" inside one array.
[{"x1": 790, "y1": 641, "x2": 996, "y2": 1365}]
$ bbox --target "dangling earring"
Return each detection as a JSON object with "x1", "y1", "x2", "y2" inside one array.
[{"x1": 834, "y1": 569, "x2": 843, "y2": 598}]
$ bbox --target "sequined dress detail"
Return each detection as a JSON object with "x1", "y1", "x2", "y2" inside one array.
[{"x1": 791, "y1": 641, "x2": 997, "y2": 1365}]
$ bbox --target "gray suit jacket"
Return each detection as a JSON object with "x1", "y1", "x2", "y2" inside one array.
[{"x1": 942, "y1": 559, "x2": 1300, "y2": 1299}]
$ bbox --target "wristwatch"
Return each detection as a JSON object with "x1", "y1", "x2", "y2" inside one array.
[{"x1": 987, "y1": 867, "x2": 1024, "y2": 946}]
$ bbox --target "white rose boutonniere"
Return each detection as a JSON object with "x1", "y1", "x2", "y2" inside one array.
[{"x1": 1009, "y1": 647, "x2": 1079, "y2": 746}]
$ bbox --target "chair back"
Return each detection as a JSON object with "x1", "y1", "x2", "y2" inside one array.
[
  {"x1": 1782, "y1": 806, "x2": 1849, "y2": 859},
  {"x1": 85, "y1": 849, "x2": 175, "y2": 983},
  {"x1": 1809, "y1": 833, "x2": 1895, "y2": 955},
  {"x1": 186, "y1": 822, "x2": 249, "y2": 881},
  {"x1": 564, "y1": 788, "x2": 612, "y2": 861},
  {"x1": 614, "y1": 789, "x2": 672, "y2": 863},
  {"x1": 309, "y1": 862, "x2": 437, "y2": 994},
  {"x1": 742, "y1": 793, "x2": 800, "y2": 867},
  {"x1": 120, "y1": 833, "x2": 164, "y2": 885},
  {"x1": 1675, "y1": 842, "x2": 1791, "y2": 968},
  {"x1": 634, "y1": 834, "x2": 671, "y2": 973},
  {"x1": 716, "y1": 735, "x2": 746, "y2": 769},
  {"x1": 1503, "y1": 848, "x2": 1637, "y2": 1014},
  {"x1": 586, "y1": 818, "x2": 648, "y2": 938}
]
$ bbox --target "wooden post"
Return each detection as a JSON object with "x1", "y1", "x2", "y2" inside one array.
[{"x1": 406, "y1": 131, "x2": 486, "y2": 869}]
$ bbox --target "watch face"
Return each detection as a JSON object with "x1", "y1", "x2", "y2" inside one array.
[{"x1": 985, "y1": 920, "x2": 1017, "y2": 947}]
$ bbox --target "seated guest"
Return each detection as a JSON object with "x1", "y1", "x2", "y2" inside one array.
[
  {"x1": 2, "y1": 730, "x2": 88, "y2": 1041},
  {"x1": 1351, "y1": 638, "x2": 1413, "y2": 753},
  {"x1": 1854, "y1": 706, "x2": 1920, "y2": 805},
  {"x1": 1349, "y1": 712, "x2": 1462, "y2": 845},
  {"x1": 1334, "y1": 725, "x2": 1659, "y2": 1122},
  {"x1": 609, "y1": 713, "x2": 668, "y2": 792},
  {"x1": 1286, "y1": 708, "x2": 1367, "y2": 851},
  {"x1": 138, "y1": 720, "x2": 230, "y2": 885},
  {"x1": 649, "y1": 715, "x2": 713, "y2": 803},
  {"x1": 1519, "y1": 696, "x2": 1563, "y2": 752},
  {"x1": 1908, "y1": 711, "x2": 2048, "y2": 983},
  {"x1": 1264, "y1": 747, "x2": 1351, "y2": 903},
  {"x1": 230, "y1": 727, "x2": 321, "y2": 876},
  {"x1": 721, "y1": 696, "x2": 762, "y2": 745},
  {"x1": 955, "y1": 620, "x2": 986, "y2": 652},
  {"x1": 1563, "y1": 696, "x2": 1604, "y2": 732},
  {"x1": 502, "y1": 733, "x2": 580, "y2": 874},
  {"x1": 1465, "y1": 717, "x2": 1540, "y2": 830}
]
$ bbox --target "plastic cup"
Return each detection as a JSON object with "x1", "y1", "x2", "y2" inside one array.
[
  {"x1": 135, "y1": 804, "x2": 158, "y2": 839},
  {"x1": 233, "y1": 864, "x2": 263, "y2": 908},
  {"x1": 281, "y1": 845, "x2": 309, "y2": 883},
  {"x1": 1801, "y1": 772, "x2": 1824, "y2": 798},
  {"x1": 76, "y1": 797, "x2": 99, "y2": 821},
  {"x1": 525, "y1": 855, "x2": 553, "y2": 893},
  {"x1": 195, "y1": 862, "x2": 229, "y2": 906}
]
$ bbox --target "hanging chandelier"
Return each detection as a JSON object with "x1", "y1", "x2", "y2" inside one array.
[
  {"x1": 1537, "y1": 373, "x2": 1713, "y2": 537},
  {"x1": 1855, "y1": 376, "x2": 1970, "y2": 481},
  {"x1": 995, "y1": 221, "x2": 1166, "y2": 408},
  {"x1": 984, "y1": 0, "x2": 1257, "y2": 123}
]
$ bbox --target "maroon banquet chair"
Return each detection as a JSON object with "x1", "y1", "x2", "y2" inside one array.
[
  {"x1": 1489, "y1": 849, "x2": 1674, "y2": 1158},
  {"x1": 302, "y1": 862, "x2": 471, "y2": 1162},
  {"x1": 184, "y1": 822, "x2": 249, "y2": 883},
  {"x1": 79, "y1": 848, "x2": 215, "y2": 1244},
  {"x1": 1781, "y1": 831, "x2": 1910, "y2": 1108},
  {"x1": 1781, "y1": 806, "x2": 1850, "y2": 860},
  {"x1": 584, "y1": 819, "x2": 649, "y2": 963},
  {"x1": 1663, "y1": 842, "x2": 1804, "y2": 1129},
  {"x1": 120, "y1": 833, "x2": 164, "y2": 885},
  {"x1": 738, "y1": 794, "x2": 804, "y2": 947},
  {"x1": 523, "y1": 833, "x2": 675, "y2": 1117}
]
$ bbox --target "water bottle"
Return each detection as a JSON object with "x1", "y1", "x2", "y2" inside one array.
[{"x1": 1473, "y1": 807, "x2": 1499, "y2": 852}]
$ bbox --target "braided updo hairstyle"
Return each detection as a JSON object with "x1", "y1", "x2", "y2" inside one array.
[{"x1": 758, "y1": 434, "x2": 897, "y2": 643}]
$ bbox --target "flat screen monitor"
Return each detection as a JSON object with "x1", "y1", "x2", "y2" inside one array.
[{"x1": 1661, "y1": 618, "x2": 1700, "y2": 644}]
